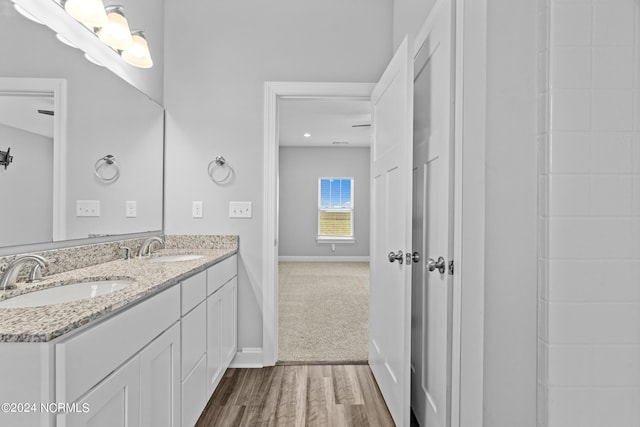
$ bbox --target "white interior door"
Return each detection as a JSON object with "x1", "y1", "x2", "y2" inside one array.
[
  {"x1": 369, "y1": 36, "x2": 414, "y2": 427},
  {"x1": 411, "y1": 1, "x2": 455, "y2": 426}
]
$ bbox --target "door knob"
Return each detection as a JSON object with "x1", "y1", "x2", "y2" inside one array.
[
  {"x1": 406, "y1": 251, "x2": 421, "y2": 264},
  {"x1": 426, "y1": 256, "x2": 446, "y2": 274},
  {"x1": 388, "y1": 250, "x2": 404, "y2": 264}
]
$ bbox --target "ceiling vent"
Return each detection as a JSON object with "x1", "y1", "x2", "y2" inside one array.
[{"x1": 332, "y1": 141, "x2": 349, "y2": 145}]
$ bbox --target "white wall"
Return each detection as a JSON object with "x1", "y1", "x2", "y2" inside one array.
[
  {"x1": 0, "y1": 124, "x2": 52, "y2": 246},
  {"x1": 539, "y1": 0, "x2": 640, "y2": 425},
  {"x1": 278, "y1": 147, "x2": 370, "y2": 258},
  {"x1": 392, "y1": 0, "x2": 437, "y2": 49},
  {"x1": 483, "y1": 1, "x2": 539, "y2": 426},
  {"x1": 164, "y1": 0, "x2": 392, "y2": 354}
]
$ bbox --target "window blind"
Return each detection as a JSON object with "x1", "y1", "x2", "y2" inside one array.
[{"x1": 318, "y1": 178, "x2": 354, "y2": 238}]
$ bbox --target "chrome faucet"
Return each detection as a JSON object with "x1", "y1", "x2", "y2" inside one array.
[
  {"x1": 137, "y1": 236, "x2": 164, "y2": 257},
  {"x1": 0, "y1": 255, "x2": 49, "y2": 291}
]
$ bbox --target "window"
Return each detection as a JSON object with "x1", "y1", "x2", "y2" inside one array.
[{"x1": 318, "y1": 177, "x2": 354, "y2": 239}]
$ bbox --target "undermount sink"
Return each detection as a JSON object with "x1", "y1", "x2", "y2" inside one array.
[
  {"x1": 0, "y1": 279, "x2": 133, "y2": 309},
  {"x1": 148, "y1": 254, "x2": 204, "y2": 263}
]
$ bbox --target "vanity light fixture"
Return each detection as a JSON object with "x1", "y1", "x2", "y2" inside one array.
[
  {"x1": 97, "y1": 5, "x2": 133, "y2": 51},
  {"x1": 56, "y1": 33, "x2": 78, "y2": 49},
  {"x1": 63, "y1": 0, "x2": 108, "y2": 29},
  {"x1": 24, "y1": 0, "x2": 154, "y2": 69},
  {"x1": 13, "y1": 4, "x2": 43, "y2": 25},
  {"x1": 121, "y1": 30, "x2": 153, "y2": 68},
  {"x1": 84, "y1": 53, "x2": 105, "y2": 67}
]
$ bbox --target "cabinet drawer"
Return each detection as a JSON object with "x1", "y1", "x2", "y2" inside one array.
[
  {"x1": 181, "y1": 270, "x2": 207, "y2": 315},
  {"x1": 56, "y1": 285, "x2": 180, "y2": 404},
  {"x1": 181, "y1": 301, "x2": 206, "y2": 380},
  {"x1": 207, "y1": 255, "x2": 237, "y2": 295}
]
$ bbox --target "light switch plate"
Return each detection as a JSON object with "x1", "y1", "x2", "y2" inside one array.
[
  {"x1": 76, "y1": 200, "x2": 100, "y2": 217},
  {"x1": 192, "y1": 201, "x2": 203, "y2": 218},
  {"x1": 126, "y1": 201, "x2": 137, "y2": 218},
  {"x1": 229, "y1": 201, "x2": 252, "y2": 218}
]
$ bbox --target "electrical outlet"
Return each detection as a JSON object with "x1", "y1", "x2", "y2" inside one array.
[
  {"x1": 192, "y1": 201, "x2": 203, "y2": 218},
  {"x1": 126, "y1": 201, "x2": 137, "y2": 218},
  {"x1": 76, "y1": 200, "x2": 100, "y2": 217},
  {"x1": 229, "y1": 201, "x2": 252, "y2": 218}
]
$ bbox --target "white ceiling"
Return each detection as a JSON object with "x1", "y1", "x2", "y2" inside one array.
[
  {"x1": 0, "y1": 95, "x2": 54, "y2": 138},
  {"x1": 278, "y1": 98, "x2": 371, "y2": 147}
]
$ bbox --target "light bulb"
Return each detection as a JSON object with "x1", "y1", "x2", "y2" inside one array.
[
  {"x1": 64, "y1": 0, "x2": 108, "y2": 28},
  {"x1": 122, "y1": 30, "x2": 153, "y2": 68},
  {"x1": 97, "y1": 5, "x2": 133, "y2": 51}
]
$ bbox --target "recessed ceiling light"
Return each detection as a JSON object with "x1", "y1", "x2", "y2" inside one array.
[{"x1": 303, "y1": 133, "x2": 311, "y2": 138}]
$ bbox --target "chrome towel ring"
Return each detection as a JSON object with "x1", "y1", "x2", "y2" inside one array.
[
  {"x1": 94, "y1": 154, "x2": 120, "y2": 183},
  {"x1": 207, "y1": 155, "x2": 233, "y2": 184}
]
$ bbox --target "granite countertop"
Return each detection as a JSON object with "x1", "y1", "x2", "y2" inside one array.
[{"x1": 0, "y1": 248, "x2": 237, "y2": 343}]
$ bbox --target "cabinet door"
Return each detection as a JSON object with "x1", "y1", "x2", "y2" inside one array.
[
  {"x1": 56, "y1": 285, "x2": 180, "y2": 404},
  {"x1": 140, "y1": 322, "x2": 180, "y2": 427},
  {"x1": 206, "y1": 292, "x2": 221, "y2": 397},
  {"x1": 181, "y1": 355, "x2": 207, "y2": 427},
  {"x1": 221, "y1": 277, "x2": 237, "y2": 367},
  {"x1": 59, "y1": 356, "x2": 140, "y2": 427}
]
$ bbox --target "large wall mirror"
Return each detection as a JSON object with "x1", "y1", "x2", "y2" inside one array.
[{"x1": 0, "y1": 0, "x2": 164, "y2": 252}]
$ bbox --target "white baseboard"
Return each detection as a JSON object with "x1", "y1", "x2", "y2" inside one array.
[
  {"x1": 278, "y1": 256, "x2": 370, "y2": 262},
  {"x1": 229, "y1": 347, "x2": 264, "y2": 368}
]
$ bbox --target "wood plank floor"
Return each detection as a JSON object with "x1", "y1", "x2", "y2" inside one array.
[{"x1": 195, "y1": 365, "x2": 396, "y2": 426}]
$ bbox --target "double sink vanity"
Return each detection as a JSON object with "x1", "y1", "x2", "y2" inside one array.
[
  {"x1": 0, "y1": 235, "x2": 238, "y2": 427},
  {"x1": 0, "y1": 2, "x2": 233, "y2": 426}
]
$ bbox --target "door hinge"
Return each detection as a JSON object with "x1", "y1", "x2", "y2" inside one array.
[{"x1": 448, "y1": 260, "x2": 454, "y2": 275}]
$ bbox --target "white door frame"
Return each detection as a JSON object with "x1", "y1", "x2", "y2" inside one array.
[
  {"x1": 262, "y1": 82, "x2": 375, "y2": 367},
  {"x1": 262, "y1": 1, "x2": 487, "y2": 424},
  {"x1": 0, "y1": 77, "x2": 67, "y2": 242},
  {"x1": 448, "y1": 0, "x2": 487, "y2": 426}
]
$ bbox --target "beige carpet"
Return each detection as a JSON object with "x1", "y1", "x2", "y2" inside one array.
[{"x1": 278, "y1": 262, "x2": 369, "y2": 363}]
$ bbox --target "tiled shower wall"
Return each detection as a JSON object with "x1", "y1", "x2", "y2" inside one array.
[{"x1": 538, "y1": 0, "x2": 640, "y2": 426}]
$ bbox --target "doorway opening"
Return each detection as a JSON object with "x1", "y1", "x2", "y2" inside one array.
[
  {"x1": 276, "y1": 97, "x2": 372, "y2": 364},
  {"x1": 263, "y1": 0, "x2": 488, "y2": 419},
  {"x1": 262, "y1": 82, "x2": 375, "y2": 367},
  {"x1": 0, "y1": 78, "x2": 67, "y2": 245}
]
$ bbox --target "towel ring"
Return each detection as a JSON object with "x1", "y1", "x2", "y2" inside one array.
[
  {"x1": 207, "y1": 156, "x2": 233, "y2": 184},
  {"x1": 94, "y1": 155, "x2": 120, "y2": 183}
]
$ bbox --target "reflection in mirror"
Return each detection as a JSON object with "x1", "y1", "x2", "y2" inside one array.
[
  {"x1": 0, "y1": 88, "x2": 54, "y2": 246},
  {"x1": 0, "y1": 0, "x2": 164, "y2": 250}
]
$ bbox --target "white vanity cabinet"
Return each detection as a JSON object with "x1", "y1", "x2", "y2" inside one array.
[
  {"x1": 205, "y1": 255, "x2": 237, "y2": 398},
  {"x1": 180, "y1": 254, "x2": 237, "y2": 427},
  {"x1": 61, "y1": 354, "x2": 141, "y2": 427},
  {"x1": 0, "y1": 252, "x2": 237, "y2": 427},
  {"x1": 139, "y1": 322, "x2": 181, "y2": 427},
  {"x1": 59, "y1": 322, "x2": 180, "y2": 427},
  {"x1": 180, "y1": 271, "x2": 208, "y2": 427},
  {"x1": 56, "y1": 285, "x2": 181, "y2": 427}
]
